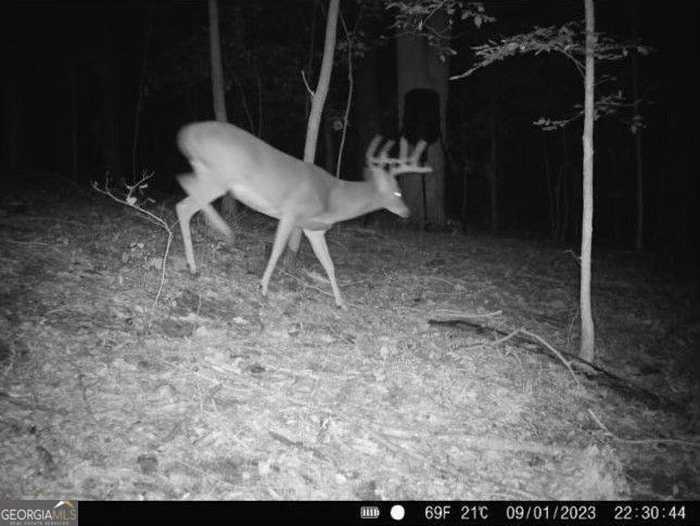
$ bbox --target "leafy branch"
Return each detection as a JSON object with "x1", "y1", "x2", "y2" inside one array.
[
  {"x1": 452, "y1": 21, "x2": 651, "y2": 80},
  {"x1": 388, "y1": 1, "x2": 494, "y2": 59}
]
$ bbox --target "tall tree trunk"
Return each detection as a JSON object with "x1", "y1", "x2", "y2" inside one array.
[
  {"x1": 208, "y1": 0, "x2": 227, "y2": 122},
  {"x1": 304, "y1": 0, "x2": 339, "y2": 164},
  {"x1": 285, "y1": 0, "x2": 340, "y2": 259},
  {"x1": 396, "y1": 11, "x2": 449, "y2": 228},
  {"x1": 208, "y1": 0, "x2": 236, "y2": 216},
  {"x1": 580, "y1": 0, "x2": 596, "y2": 361}
]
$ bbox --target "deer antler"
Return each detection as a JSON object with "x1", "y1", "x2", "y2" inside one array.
[{"x1": 366, "y1": 136, "x2": 432, "y2": 177}]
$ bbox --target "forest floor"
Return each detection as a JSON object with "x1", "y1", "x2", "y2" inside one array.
[{"x1": 1, "y1": 179, "x2": 699, "y2": 501}]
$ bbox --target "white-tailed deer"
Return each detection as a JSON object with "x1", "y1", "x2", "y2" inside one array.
[{"x1": 175, "y1": 121, "x2": 431, "y2": 309}]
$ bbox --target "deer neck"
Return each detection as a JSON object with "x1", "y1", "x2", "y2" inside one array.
[{"x1": 327, "y1": 179, "x2": 382, "y2": 222}]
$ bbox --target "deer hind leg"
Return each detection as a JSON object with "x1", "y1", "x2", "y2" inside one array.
[
  {"x1": 303, "y1": 229, "x2": 346, "y2": 309},
  {"x1": 175, "y1": 172, "x2": 229, "y2": 274}
]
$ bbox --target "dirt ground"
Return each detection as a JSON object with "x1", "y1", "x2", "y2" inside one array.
[{"x1": 1, "y1": 180, "x2": 698, "y2": 500}]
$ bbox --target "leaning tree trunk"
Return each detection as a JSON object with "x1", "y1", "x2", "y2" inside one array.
[
  {"x1": 285, "y1": 0, "x2": 340, "y2": 259},
  {"x1": 304, "y1": 0, "x2": 339, "y2": 164},
  {"x1": 580, "y1": 0, "x2": 596, "y2": 361}
]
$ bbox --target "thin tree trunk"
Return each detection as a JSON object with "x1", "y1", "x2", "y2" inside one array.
[
  {"x1": 304, "y1": 0, "x2": 339, "y2": 164},
  {"x1": 580, "y1": 0, "x2": 596, "y2": 361},
  {"x1": 208, "y1": 0, "x2": 236, "y2": 217},
  {"x1": 286, "y1": 0, "x2": 339, "y2": 259},
  {"x1": 208, "y1": 0, "x2": 227, "y2": 122},
  {"x1": 304, "y1": 0, "x2": 319, "y2": 121}
]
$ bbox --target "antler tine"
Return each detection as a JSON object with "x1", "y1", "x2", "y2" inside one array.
[
  {"x1": 387, "y1": 138, "x2": 432, "y2": 175},
  {"x1": 366, "y1": 135, "x2": 383, "y2": 163},
  {"x1": 367, "y1": 136, "x2": 431, "y2": 174},
  {"x1": 366, "y1": 136, "x2": 397, "y2": 167},
  {"x1": 410, "y1": 139, "x2": 428, "y2": 164},
  {"x1": 399, "y1": 137, "x2": 408, "y2": 161},
  {"x1": 378, "y1": 140, "x2": 395, "y2": 163}
]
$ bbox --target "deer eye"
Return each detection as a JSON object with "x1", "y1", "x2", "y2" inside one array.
[{"x1": 393, "y1": 191, "x2": 402, "y2": 197}]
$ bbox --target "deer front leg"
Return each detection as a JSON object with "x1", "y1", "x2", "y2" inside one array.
[
  {"x1": 303, "y1": 229, "x2": 346, "y2": 310},
  {"x1": 282, "y1": 227, "x2": 302, "y2": 270},
  {"x1": 175, "y1": 172, "x2": 230, "y2": 274}
]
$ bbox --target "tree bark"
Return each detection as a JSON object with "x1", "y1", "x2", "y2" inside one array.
[
  {"x1": 580, "y1": 0, "x2": 596, "y2": 361},
  {"x1": 286, "y1": 0, "x2": 340, "y2": 259},
  {"x1": 208, "y1": 0, "x2": 236, "y2": 217},
  {"x1": 208, "y1": 0, "x2": 228, "y2": 122},
  {"x1": 304, "y1": 0, "x2": 339, "y2": 164},
  {"x1": 396, "y1": 11, "x2": 449, "y2": 228}
]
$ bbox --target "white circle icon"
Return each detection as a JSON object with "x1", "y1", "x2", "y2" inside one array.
[{"x1": 390, "y1": 504, "x2": 405, "y2": 520}]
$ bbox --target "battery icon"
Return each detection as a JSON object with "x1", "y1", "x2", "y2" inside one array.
[{"x1": 360, "y1": 505, "x2": 381, "y2": 519}]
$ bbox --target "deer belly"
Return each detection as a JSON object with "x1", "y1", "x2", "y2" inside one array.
[{"x1": 230, "y1": 183, "x2": 280, "y2": 217}]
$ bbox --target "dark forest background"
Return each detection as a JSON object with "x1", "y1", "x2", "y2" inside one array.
[{"x1": 2, "y1": 0, "x2": 697, "y2": 273}]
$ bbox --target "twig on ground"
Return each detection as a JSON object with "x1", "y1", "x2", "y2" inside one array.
[
  {"x1": 92, "y1": 172, "x2": 173, "y2": 312},
  {"x1": 588, "y1": 409, "x2": 700, "y2": 447},
  {"x1": 429, "y1": 317, "x2": 580, "y2": 388},
  {"x1": 432, "y1": 309, "x2": 502, "y2": 319},
  {"x1": 520, "y1": 328, "x2": 580, "y2": 388}
]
